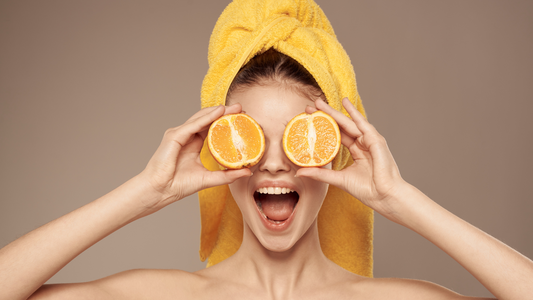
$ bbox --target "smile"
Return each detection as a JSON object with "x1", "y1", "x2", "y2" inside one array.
[{"x1": 253, "y1": 187, "x2": 299, "y2": 224}]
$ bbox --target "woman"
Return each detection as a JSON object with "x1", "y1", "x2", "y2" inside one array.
[{"x1": 1, "y1": 0, "x2": 532, "y2": 299}]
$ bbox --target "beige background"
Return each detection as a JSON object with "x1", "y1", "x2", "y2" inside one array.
[{"x1": 1, "y1": 0, "x2": 532, "y2": 297}]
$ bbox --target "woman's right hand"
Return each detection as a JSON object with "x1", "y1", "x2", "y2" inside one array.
[
  {"x1": 136, "y1": 103, "x2": 252, "y2": 213},
  {"x1": 0, "y1": 103, "x2": 252, "y2": 300}
]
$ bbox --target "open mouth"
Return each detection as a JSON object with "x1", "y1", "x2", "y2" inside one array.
[{"x1": 254, "y1": 187, "x2": 299, "y2": 224}]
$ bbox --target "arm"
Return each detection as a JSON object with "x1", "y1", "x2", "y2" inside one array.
[
  {"x1": 380, "y1": 182, "x2": 533, "y2": 300},
  {"x1": 0, "y1": 177, "x2": 150, "y2": 300},
  {"x1": 0, "y1": 104, "x2": 251, "y2": 300},
  {"x1": 298, "y1": 98, "x2": 533, "y2": 300}
]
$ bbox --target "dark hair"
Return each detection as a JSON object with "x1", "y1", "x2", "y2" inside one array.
[{"x1": 227, "y1": 48, "x2": 326, "y2": 103}]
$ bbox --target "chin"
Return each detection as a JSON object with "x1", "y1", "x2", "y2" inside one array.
[
  {"x1": 229, "y1": 168, "x2": 328, "y2": 255},
  {"x1": 257, "y1": 233, "x2": 299, "y2": 253},
  {"x1": 247, "y1": 213, "x2": 319, "y2": 255}
]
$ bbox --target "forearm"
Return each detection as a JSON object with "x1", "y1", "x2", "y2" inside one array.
[
  {"x1": 387, "y1": 183, "x2": 533, "y2": 300},
  {"x1": 0, "y1": 176, "x2": 154, "y2": 300},
  {"x1": 0, "y1": 105, "x2": 246, "y2": 300}
]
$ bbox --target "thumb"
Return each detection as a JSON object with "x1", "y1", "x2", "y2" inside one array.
[
  {"x1": 202, "y1": 168, "x2": 252, "y2": 189},
  {"x1": 295, "y1": 167, "x2": 345, "y2": 188}
]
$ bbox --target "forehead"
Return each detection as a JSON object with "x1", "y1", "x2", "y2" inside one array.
[{"x1": 227, "y1": 84, "x2": 315, "y2": 128}]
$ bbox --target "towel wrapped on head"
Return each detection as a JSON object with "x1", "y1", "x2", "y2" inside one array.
[{"x1": 199, "y1": 0, "x2": 373, "y2": 277}]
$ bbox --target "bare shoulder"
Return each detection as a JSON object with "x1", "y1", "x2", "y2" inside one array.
[
  {"x1": 29, "y1": 269, "x2": 205, "y2": 300},
  {"x1": 350, "y1": 277, "x2": 496, "y2": 300}
]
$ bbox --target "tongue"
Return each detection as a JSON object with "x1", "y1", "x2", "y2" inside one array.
[{"x1": 260, "y1": 193, "x2": 298, "y2": 221}]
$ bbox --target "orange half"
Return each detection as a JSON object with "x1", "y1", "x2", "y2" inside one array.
[
  {"x1": 207, "y1": 113, "x2": 265, "y2": 169},
  {"x1": 283, "y1": 111, "x2": 341, "y2": 167}
]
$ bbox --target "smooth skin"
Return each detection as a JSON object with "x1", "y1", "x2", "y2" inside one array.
[{"x1": 0, "y1": 84, "x2": 532, "y2": 300}]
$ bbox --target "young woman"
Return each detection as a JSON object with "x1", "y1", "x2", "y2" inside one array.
[{"x1": 1, "y1": 1, "x2": 532, "y2": 300}]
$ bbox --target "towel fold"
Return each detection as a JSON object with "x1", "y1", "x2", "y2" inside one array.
[{"x1": 199, "y1": 0, "x2": 373, "y2": 277}]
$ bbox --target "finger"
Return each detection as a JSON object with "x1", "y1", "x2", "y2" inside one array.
[
  {"x1": 202, "y1": 168, "x2": 252, "y2": 188},
  {"x1": 176, "y1": 105, "x2": 226, "y2": 144},
  {"x1": 341, "y1": 98, "x2": 377, "y2": 136},
  {"x1": 179, "y1": 133, "x2": 205, "y2": 155},
  {"x1": 177, "y1": 106, "x2": 226, "y2": 143},
  {"x1": 224, "y1": 103, "x2": 242, "y2": 115},
  {"x1": 195, "y1": 103, "x2": 242, "y2": 140},
  {"x1": 315, "y1": 98, "x2": 363, "y2": 138},
  {"x1": 185, "y1": 105, "x2": 225, "y2": 126},
  {"x1": 339, "y1": 127, "x2": 357, "y2": 148},
  {"x1": 341, "y1": 98, "x2": 389, "y2": 155},
  {"x1": 306, "y1": 102, "x2": 359, "y2": 145},
  {"x1": 295, "y1": 167, "x2": 346, "y2": 189},
  {"x1": 301, "y1": 106, "x2": 360, "y2": 151},
  {"x1": 153, "y1": 106, "x2": 224, "y2": 166},
  {"x1": 305, "y1": 105, "x2": 318, "y2": 114},
  {"x1": 365, "y1": 137, "x2": 399, "y2": 178}
]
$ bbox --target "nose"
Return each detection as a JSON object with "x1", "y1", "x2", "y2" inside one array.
[{"x1": 257, "y1": 138, "x2": 292, "y2": 174}]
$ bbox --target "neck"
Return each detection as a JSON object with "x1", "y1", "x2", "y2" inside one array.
[{"x1": 230, "y1": 220, "x2": 334, "y2": 296}]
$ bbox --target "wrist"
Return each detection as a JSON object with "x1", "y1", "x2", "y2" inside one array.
[
  {"x1": 108, "y1": 174, "x2": 169, "y2": 221},
  {"x1": 378, "y1": 181, "x2": 433, "y2": 228}
]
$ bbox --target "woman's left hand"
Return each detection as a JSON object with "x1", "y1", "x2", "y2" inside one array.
[
  {"x1": 298, "y1": 99, "x2": 533, "y2": 300},
  {"x1": 296, "y1": 98, "x2": 407, "y2": 217}
]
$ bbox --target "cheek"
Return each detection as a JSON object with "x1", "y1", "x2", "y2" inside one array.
[
  {"x1": 314, "y1": 163, "x2": 332, "y2": 201},
  {"x1": 228, "y1": 179, "x2": 244, "y2": 199},
  {"x1": 317, "y1": 183, "x2": 329, "y2": 205},
  {"x1": 228, "y1": 178, "x2": 250, "y2": 212},
  {"x1": 303, "y1": 163, "x2": 331, "y2": 202},
  {"x1": 304, "y1": 180, "x2": 329, "y2": 213}
]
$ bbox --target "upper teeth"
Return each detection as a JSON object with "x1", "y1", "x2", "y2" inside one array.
[{"x1": 256, "y1": 187, "x2": 294, "y2": 194}]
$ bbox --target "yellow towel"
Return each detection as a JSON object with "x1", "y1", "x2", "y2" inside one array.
[{"x1": 199, "y1": 0, "x2": 373, "y2": 277}]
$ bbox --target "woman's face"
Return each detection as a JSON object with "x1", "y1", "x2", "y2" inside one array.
[{"x1": 227, "y1": 83, "x2": 330, "y2": 252}]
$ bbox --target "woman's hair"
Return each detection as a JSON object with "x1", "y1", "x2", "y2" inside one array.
[{"x1": 227, "y1": 48, "x2": 326, "y2": 103}]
